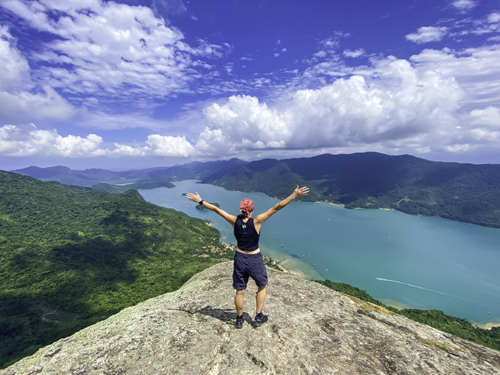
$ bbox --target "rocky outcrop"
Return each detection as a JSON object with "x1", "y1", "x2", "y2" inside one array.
[{"x1": 3, "y1": 262, "x2": 499, "y2": 375}]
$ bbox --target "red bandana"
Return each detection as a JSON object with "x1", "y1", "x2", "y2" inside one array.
[{"x1": 240, "y1": 198, "x2": 254, "y2": 213}]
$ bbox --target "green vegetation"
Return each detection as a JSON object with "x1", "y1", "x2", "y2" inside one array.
[
  {"x1": 394, "y1": 309, "x2": 500, "y2": 351},
  {"x1": 0, "y1": 171, "x2": 234, "y2": 369},
  {"x1": 16, "y1": 153, "x2": 500, "y2": 228},
  {"x1": 315, "y1": 279, "x2": 384, "y2": 306},
  {"x1": 200, "y1": 153, "x2": 500, "y2": 229},
  {"x1": 90, "y1": 180, "x2": 175, "y2": 193},
  {"x1": 196, "y1": 202, "x2": 220, "y2": 210},
  {"x1": 315, "y1": 279, "x2": 500, "y2": 352},
  {"x1": 263, "y1": 256, "x2": 283, "y2": 272}
]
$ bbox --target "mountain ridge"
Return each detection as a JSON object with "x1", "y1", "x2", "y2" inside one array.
[
  {"x1": 200, "y1": 153, "x2": 500, "y2": 228},
  {"x1": 12, "y1": 152, "x2": 500, "y2": 228}
]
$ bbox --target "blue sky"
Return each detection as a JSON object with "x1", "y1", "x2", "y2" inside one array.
[{"x1": 1, "y1": 0, "x2": 500, "y2": 170}]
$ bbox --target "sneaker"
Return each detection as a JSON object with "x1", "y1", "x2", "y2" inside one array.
[
  {"x1": 235, "y1": 316, "x2": 244, "y2": 329},
  {"x1": 253, "y1": 313, "x2": 268, "y2": 328}
]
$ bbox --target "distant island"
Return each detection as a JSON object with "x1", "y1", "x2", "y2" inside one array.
[
  {"x1": 196, "y1": 202, "x2": 220, "y2": 210},
  {"x1": 11, "y1": 152, "x2": 500, "y2": 228}
]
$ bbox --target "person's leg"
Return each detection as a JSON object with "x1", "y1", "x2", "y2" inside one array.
[
  {"x1": 233, "y1": 251, "x2": 249, "y2": 317},
  {"x1": 255, "y1": 285, "x2": 267, "y2": 314},
  {"x1": 252, "y1": 254, "x2": 269, "y2": 327},
  {"x1": 235, "y1": 289, "x2": 245, "y2": 316}
]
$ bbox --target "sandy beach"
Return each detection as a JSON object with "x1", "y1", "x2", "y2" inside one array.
[
  {"x1": 378, "y1": 298, "x2": 414, "y2": 310},
  {"x1": 259, "y1": 244, "x2": 323, "y2": 280},
  {"x1": 323, "y1": 201, "x2": 345, "y2": 208},
  {"x1": 474, "y1": 319, "x2": 500, "y2": 330}
]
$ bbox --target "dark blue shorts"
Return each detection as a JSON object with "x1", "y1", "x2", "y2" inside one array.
[{"x1": 232, "y1": 251, "x2": 268, "y2": 290}]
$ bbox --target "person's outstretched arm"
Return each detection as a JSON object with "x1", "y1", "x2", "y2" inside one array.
[
  {"x1": 254, "y1": 186, "x2": 309, "y2": 229},
  {"x1": 186, "y1": 192, "x2": 237, "y2": 226}
]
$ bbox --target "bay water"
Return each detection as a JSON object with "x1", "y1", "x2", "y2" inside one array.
[{"x1": 139, "y1": 180, "x2": 500, "y2": 327}]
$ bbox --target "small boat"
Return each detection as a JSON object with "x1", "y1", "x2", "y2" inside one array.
[
  {"x1": 313, "y1": 263, "x2": 316, "y2": 266},
  {"x1": 326, "y1": 269, "x2": 328, "y2": 271},
  {"x1": 489, "y1": 312, "x2": 492, "y2": 315},
  {"x1": 280, "y1": 245, "x2": 283, "y2": 248}
]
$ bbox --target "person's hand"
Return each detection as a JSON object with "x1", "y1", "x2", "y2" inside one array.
[
  {"x1": 186, "y1": 192, "x2": 202, "y2": 203},
  {"x1": 293, "y1": 185, "x2": 309, "y2": 198}
]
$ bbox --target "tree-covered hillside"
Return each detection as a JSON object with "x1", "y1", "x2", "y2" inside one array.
[
  {"x1": 201, "y1": 153, "x2": 500, "y2": 228},
  {"x1": 12, "y1": 159, "x2": 246, "y2": 188},
  {"x1": 13, "y1": 153, "x2": 500, "y2": 227},
  {"x1": 0, "y1": 171, "x2": 233, "y2": 368}
]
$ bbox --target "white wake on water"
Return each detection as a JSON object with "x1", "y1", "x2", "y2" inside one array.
[{"x1": 375, "y1": 278, "x2": 450, "y2": 296}]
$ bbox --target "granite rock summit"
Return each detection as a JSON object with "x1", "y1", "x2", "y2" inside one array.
[{"x1": 2, "y1": 262, "x2": 499, "y2": 374}]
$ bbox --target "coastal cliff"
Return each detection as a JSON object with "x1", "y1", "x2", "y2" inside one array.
[{"x1": 2, "y1": 262, "x2": 499, "y2": 375}]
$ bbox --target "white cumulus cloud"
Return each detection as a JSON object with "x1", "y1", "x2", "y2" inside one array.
[
  {"x1": 343, "y1": 49, "x2": 365, "y2": 58},
  {"x1": 469, "y1": 106, "x2": 500, "y2": 127},
  {"x1": 406, "y1": 26, "x2": 448, "y2": 44},
  {"x1": 194, "y1": 58, "x2": 465, "y2": 155},
  {"x1": 0, "y1": 124, "x2": 198, "y2": 158},
  {"x1": 197, "y1": 95, "x2": 290, "y2": 154},
  {"x1": 145, "y1": 134, "x2": 196, "y2": 157},
  {"x1": 410, "y1": 44, "x2": 500, "y2": 109},
  {"x1": 489, "y1": 12, "x2": 500, "y2": 23},
  {"x1": 0, "y1": 124, "x2": 104, "y2": 157},
  {"x1": 452, "y1": 0, "x2": 476, "y2": 10}
]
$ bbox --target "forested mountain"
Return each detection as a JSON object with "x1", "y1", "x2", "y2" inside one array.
[
  {"x1": 0, "y1": 171, "x2": 233, "y2": 368},
  {"x1": 13, "y1": 153, "x2": 500, "y2": 228},
  {"x1": 12, "y1": 159, "x2": 245, "y2": 188},
  {"x1": 200, "y1": 153, "x2": 500, "y2": 228},
  {"x1": 12, "y1": 166, "x2": 130, "y2": 187}
]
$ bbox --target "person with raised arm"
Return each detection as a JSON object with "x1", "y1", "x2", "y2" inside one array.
[{"x1": 187, "y1": 185, "x2": 309, "y2": 329}]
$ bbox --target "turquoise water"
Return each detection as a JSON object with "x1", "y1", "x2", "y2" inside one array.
[{"x1": 139, "y1": 180, "x2": 500, "y2": 326}]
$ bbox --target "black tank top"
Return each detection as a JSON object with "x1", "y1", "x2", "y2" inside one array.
[{"x1": 234, "y1": 218, "x2": 260, "y2": 251}]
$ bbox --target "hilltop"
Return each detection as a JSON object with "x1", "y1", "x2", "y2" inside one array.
[{"x1": 2, "y1": 262, "x2": 499, "y2": 375}]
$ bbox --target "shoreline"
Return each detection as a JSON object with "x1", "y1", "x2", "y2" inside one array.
[
  {"x1": 221, "y1": 237, "x2": 500, "y2": 331},
  {"x1": 378, "y1": 298, "x2": 414, "y2": 310},
  {"x1": 324, "y1": 201, "x2": 345, "y2": 208},
  {"x1": 259, "y1": 244, "x2": 323, "y2": 280},
  {"x1": 319, "y1": 200, "x2": 396, "y2": 212},
  {"x1": 473, "y1": 319, "x2": 500, "y2": 330}
]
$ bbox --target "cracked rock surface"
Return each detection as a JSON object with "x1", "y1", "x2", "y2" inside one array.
[{"x1": 2, "y1": 262, "x2": 500, "y2": 375}]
